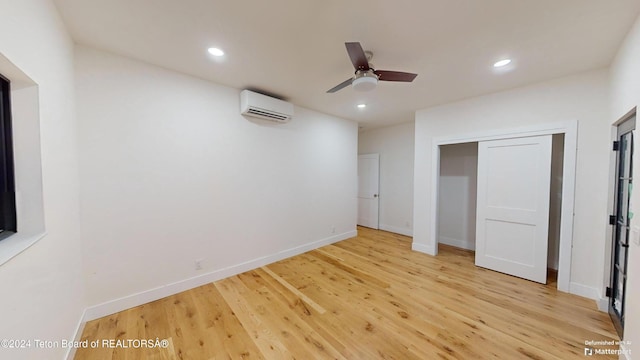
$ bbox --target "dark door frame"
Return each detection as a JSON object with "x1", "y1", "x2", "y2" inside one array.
[{"x1": 608, "y1": 108, "x2": 636, "y2": 338}]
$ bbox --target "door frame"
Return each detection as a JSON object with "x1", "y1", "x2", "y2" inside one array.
[
  {"x1": 606, "y1": 107, "x2": 636, "y2": 336},
  {"x1": 429, "y1": 120, "x2": 578, "y2": 292}
]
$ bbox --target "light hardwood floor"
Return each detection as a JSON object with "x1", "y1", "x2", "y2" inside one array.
[{"x1": 75, "y1": 227, "x2": 618, "y2": 359}]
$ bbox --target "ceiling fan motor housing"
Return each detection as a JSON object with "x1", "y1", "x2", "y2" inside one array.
[{"x1": 352, "y1": 70, "x2": 379, "y2": 91}]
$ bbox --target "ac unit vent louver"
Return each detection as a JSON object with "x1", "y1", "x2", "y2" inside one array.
[
  {"x1": 240, "y1": 90, "x2": 293, "y2": 123},
  {"x1": 245, "y1": 108, "x2": 290, "y2": 122}
]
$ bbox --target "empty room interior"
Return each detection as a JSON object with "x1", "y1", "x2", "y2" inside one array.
[{"x1": 2, "y1": 0, "x2": 640, "y2": 359}]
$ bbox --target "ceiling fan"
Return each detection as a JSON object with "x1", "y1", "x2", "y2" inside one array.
[{"x1": 327, "y1": 42, "x2": 418, "y2": 93}]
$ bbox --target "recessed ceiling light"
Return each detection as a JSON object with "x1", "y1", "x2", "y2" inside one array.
[
  {"x1": 493, "y1": 59, "x2": 512, "y2": 68},
  {"x1": 357, "y1": 104, "x2": 367, "y2": 109},
  {"x1": 207, "y1": 47, "x2": 225, "y2": 57}
]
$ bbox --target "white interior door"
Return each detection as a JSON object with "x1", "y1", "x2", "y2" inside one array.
[
  {"x1": 358, "y1": 154, "x2": 379, "y2": 229},
  {"x1": 475, "y1": 135, "x2": 552, "y2": 283}
]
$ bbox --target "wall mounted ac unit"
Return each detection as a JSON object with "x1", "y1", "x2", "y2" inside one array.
[{"x1": 240, "y1": 90, "x2": 294, "y2": 123}]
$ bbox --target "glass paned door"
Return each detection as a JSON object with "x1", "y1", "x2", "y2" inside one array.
[{"x1": 609, "y1": 114, "x2": 635, "y2": 337}]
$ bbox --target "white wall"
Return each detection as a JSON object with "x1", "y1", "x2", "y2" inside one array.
[
  {"x1": 438, "y1": 143, "x2": 478, "y2": 250},
  {"x1": 609, "y1": 14, "x2": 640, "y2": 358},
  {"x1": 414, "y1": 69, "x2": 611, "y2": 300},
  {"x1": 0, "y1": 1, "x2": 85, "y2": 359},
  {"x1": 75, "y1": 47, "x2": 358, "y2": 314},
  {"x1": 358, "y1": 122, "x2": 414, "y2": 236}
]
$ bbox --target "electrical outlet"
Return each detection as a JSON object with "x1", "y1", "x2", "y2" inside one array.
[
  {"x1": 194, "y1": 259, "x2": 204, "y2": 271},
  {"x1": 405, "y1": 221, "x2": 411, "y2": 228},
  {"x1": 331, "y1": 226, "x2": 336, "y2": 234}
]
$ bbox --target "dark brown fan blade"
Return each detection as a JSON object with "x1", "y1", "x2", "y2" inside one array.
[
  {"x1": 374, "y1": 70, "x2": 418, "y2": 82},
  {"x1": 345, "y1": 42, "x2": 370, "y2": 71},
  {"x1": 327, "y1": 78, "x2": 354, "y2": 93}
]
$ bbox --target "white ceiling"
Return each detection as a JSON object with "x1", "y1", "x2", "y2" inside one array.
[{"x1": 53, "y1": 0, "x2": 640, "y2": 129}]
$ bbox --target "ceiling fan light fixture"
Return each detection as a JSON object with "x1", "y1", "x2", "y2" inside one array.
[{"x1": 352, "y1": 70, "x2": 378, "y2": 92}]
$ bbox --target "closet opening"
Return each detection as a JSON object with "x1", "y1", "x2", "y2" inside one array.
[{"x1": 436, "y1": 134, "x2": 565, "y2": 284}]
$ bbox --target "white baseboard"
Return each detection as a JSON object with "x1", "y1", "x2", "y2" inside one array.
[
  {"x1": 437, "y1": 236, "x2": 475, "y2": 251},
  {"x1": 569, "y1": 281, "x2": 601, "y2": 301},
  {"x1": 597, "y1": 297, "x2": 609, "y2": 312},
  {"x1": 84, "y1": 230, "x2": 356, "y2": 322},
  {"x1": 412, "y1": 242, "x2": 435, "y2": 256},
  {"x1": 65, "y1": 308, "x2": 87, "y2": 360},
  {"x1": 379, "y1": 223, "x2": 413, "y2": 237}
]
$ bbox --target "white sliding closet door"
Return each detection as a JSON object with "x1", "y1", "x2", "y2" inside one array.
[{"x1": 475, "y1": 135, "x2": 552, "y2": 283}]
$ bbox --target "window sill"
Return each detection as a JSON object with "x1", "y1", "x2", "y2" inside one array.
[{"x1": 0, "y1": 231, "x2": 46, "y2": 266}]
